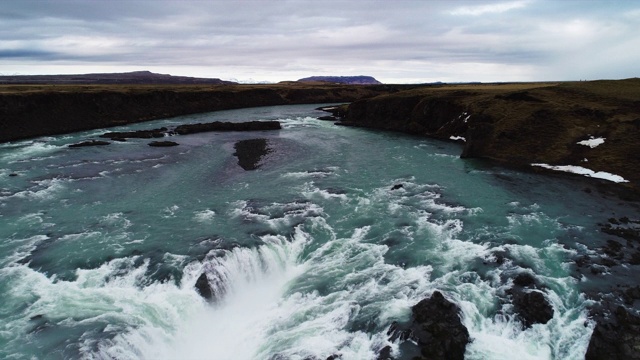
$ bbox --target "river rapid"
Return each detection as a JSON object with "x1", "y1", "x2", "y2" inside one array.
[{"x1": 1, "y1": 104, "x2": 636, "y2": 359}]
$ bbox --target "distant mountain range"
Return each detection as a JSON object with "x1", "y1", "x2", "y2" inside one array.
[
  {"x1": 0, "y1": 71, "x2": 235, "y2": 85},
  {"x1": 297, "y1": 76, "x2": 382, "y2": 85}
]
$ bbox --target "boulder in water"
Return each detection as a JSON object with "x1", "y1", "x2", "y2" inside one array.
[
  {"x1": 388, "y1": 291, "x2": 469, "y2": 360},
  {"x1": 148, "y1": 140, "x2": 179, "y2": 147},
  {"x1": 511, "y1": 290, "x2": 554, "y2": 327},
  {"x1": 68, "y1": 140, "x2": 111, "y2": 148},
  {"x1": 508, "y1": 273, "x2": 554, "y2": 328},
  {"x1": 195, "y1": 273, "x2": 214, "y2": 301},
  {"x1": 233, "y1": 138, "x2": 270, "y2": 170}
]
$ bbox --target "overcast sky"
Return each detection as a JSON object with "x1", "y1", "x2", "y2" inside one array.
[{"x1": 1, "y1": 0, "x2": 639, "y2": 83}]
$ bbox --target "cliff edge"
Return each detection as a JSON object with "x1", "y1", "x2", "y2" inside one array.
[{"x1": 341, "y1": 79, "x2": 640, "y2": 197}]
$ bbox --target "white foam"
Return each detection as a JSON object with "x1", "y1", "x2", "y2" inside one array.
[
  {"x1": 301, "y1": 182, "x2": 348, "y2": 202},
  {"x1": 282, "y1": 169, "x2": 335, "y2": 179},
  {"x1": 229, "y1": 200, "x2": 325, "y2": 233},
  {"x1": 1, "y1": 140, "x2": 61, "y2": 163},
  {"x1": 104, "y1": 229, "x2": 311, "y2": 360},
  {"x1": 162, "y1": 205, "x2": 180, "y2": 218},
  {"x1": 532, "y1": 163, "x2": 629, "y2": 183},
  {"x1": 1, "y1": 178, "x2": 66, "y2": 201},
  {"x1": 193, "y1": 209, "x2": 216, "y2": 223},
  {"x1": 450, "y1": 136, "x2": 467, "y2": 142}
]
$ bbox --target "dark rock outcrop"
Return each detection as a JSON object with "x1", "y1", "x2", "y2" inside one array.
[
  {"x1": 68, "y1": 140, "x2": 110, "y2": 148},
  {"x1": 342, "y1": 79, "x2": 640, "y2": 195},
  {"x1": 174, "y1": 120, "x2": 281, "y2": 135},
  {"x1": 195, "y1": 273, "x2": 214, "y2": 301},
  {"x1": 233, "y1": 138, "x2": 270, "y2": 171},
  {"x1": 100, "y1": 127, "x2": 168, "y2": 140},
  {"x1": 507, "y1": 273, "x2": 554, "y2": 328},
  {"x1": 376, "y1": 346, "x2": 393, "y2": 360},
  {"x1": 511, "y1": 290, "x2": 554, "y2": 328},
  {"x1": 586, "y1": 305, "x2": 640, "y2": 359},
  {"x1": 148, "y1": 141, "x2": 179, "y2": 147},
  {"x1": 388, "y1": 291, "x2": 469, "y2": 360},
  {"x1": 1, "y1": 83, "x2": 401, "y2": 143}
]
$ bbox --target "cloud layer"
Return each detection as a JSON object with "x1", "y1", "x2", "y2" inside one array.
[{"x1": 1, "y1": 0, "x2": 639, "y2": 83}]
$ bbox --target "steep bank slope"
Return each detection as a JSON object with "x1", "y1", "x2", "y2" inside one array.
[
  {"x1": 342, "y1": 79, "x2": 640, "y2": 195},
  {"x1": 0, "y1": 84, "x2": 401, "y2": 143}
]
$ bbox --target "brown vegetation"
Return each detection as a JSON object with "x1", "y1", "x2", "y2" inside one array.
[{"x1": 342, "y1": 78, "x2": 640, "y2": 196}]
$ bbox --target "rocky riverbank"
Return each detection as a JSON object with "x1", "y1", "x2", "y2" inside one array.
[
  {"x1": 338, "y1": 79, "x2": 640, "y2": 199},
  {"x1": 0, "y1": 83, "x2": 405, "y2": 143}
]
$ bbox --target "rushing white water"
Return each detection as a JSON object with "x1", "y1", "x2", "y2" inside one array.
[{"x1": 1, "y1": 104, "x2": 629, "y2": 359}]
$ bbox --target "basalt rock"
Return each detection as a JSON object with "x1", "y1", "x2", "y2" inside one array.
[
  {"x1": 148, "y1": 140, "x2": 179, "y2": 147},
  {"x1": 68, "y1": 140, "x2": 111, "y2": 148},
  {"x1": 195, "y1": 272, "x2": 214, "y2": 301},
  {"x1": 387, "y1": 291, "x2": 469, "y2": 360},
  {"x1": 233, "y1": 138, "x2": 270, "y2": 171},
  {"x1": 342, "y1": 79, "x2": 640, "y2": 195},
  {"x1": 507, "y1": 273, "x2": 554, "y2": 328},
  {"x1": 100, "y1": 127, "x2": 168, "y2": 140},
  {"x1": 511, "y1": 290, "x2": 554, "y2": 328},
  {"x1": 174, "y1": 120, "x2": 281, "y2": 135},
  {"x1": 0, "y1": 84, "x2": 401, "y2": 143},
  {"x1": 586, "y1": 305, "x2": 640, "y2": 359}
]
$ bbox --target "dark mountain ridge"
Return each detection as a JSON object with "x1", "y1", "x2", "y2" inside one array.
[
  {"x1": 0, "y1": 70, "x2": 235, "y2": 85},
  {"x1": 297, "y1": 75, "x2": 381, "y2": 85}
]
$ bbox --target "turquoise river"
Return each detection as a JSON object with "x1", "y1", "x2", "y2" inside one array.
[{"x1": 1, "y1": 104, "x2": 636, "y2": 359}]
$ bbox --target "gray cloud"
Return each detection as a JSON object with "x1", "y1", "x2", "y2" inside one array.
[{"x1": 1, "y1": 0, "x2": 638, "y2": 82}]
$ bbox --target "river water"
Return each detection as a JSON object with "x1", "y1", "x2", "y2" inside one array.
[{"x1": 0, "y1": 104, "x2": 635, "y2": 359}]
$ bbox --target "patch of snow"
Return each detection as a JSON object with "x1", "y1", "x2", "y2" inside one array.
[
  {"x1": 450, "y1": 136, "x2": 466, "y2": 142},
  {"x1": 457, "y1": 112, "x2": 471, "y2": 123},
  {"x1": 531, "y1": 163, "x2": 629, "y2": 183},
  {"x1": 577, "y1": 137, "x2": 605, "y2": 148}
]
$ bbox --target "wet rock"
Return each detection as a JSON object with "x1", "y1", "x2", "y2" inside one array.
[
  {"x1": 507, "y1": 272, "x2": 554, "y2": 328},
  {"x1": 603, "y1": 239, "x2": 624, "y2": 259},
  {"x1": 484, "y1": 249, "x2": 508, "y2": 265},
  {"x1": 630, "y1": 251, "x2": 640, "y2": 265},
  {"x1": 68, "y1": 140, "x2": 111, "y2": 148},
  {"x1": 590, "y1": 264, "x2": 608, "y2": 275},
  {"x1": 512, "y1": 273, "x2": 537, "y2": 287},
  {"x1": 174, "y1": 120, "x2": 281, "y2": 135},
  {"x1": 195, "y1": 273, "x2": 213, "y2": 301},
  {"x1": 233, "y1": 138, "x2": 270, "y2": 170},
  {"x1": 376, "y1": 345, "x2": 393, "y2": 360},
  {"x1": 575, "y1": 254, "x2": 591, "y2": 267},
  {"x1": 100, "y1": 127, "x2": 168, "y2": 140},
  {"x1": 623, "y1": 286, "x2": 640, "y2": 305},
  {"x1": 587, "y1": 305, "x2": 640, "y2": 360},
  {"x1": 388, "y1": 291, "x2": 469, "y2": 360},
  {"x1": 317, "y1": 115, "x2": 337, "y2": 121},
  {"x1": 9, "y1": 173, "x2": 18, "y2": 177},
  {"x1": 511, "y1": 290, "x2": 554, "y2": 328},
  {"x1": 326, "y1": 354, "x2": 342, "y2": 360},
  {"x1": 148, "y1": 140, "x2": 179, "y2": 147},
  {"x1": 600, "y1": 218, "x2": 640, "y2": 242},
  {"x1": 390, "y1": 184, "x2": 404, "y2": 191}
]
